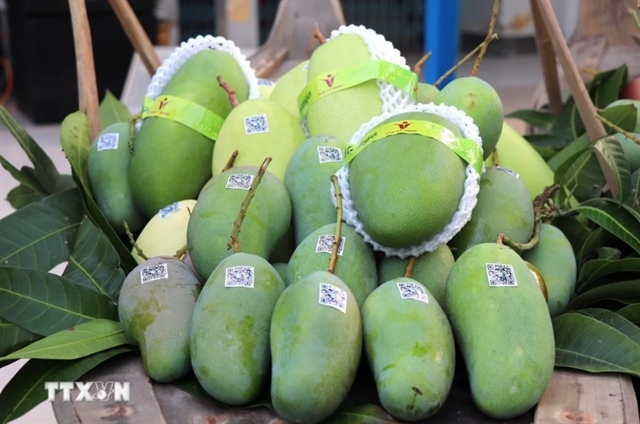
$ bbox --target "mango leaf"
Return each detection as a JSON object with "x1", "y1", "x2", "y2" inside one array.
[
  {"x1": 524, "y1": 134, "x2": 568, "y2": 149},
  {"x1": 588, "y1": 65, "x2": 627, "y2": 109},
  {"x1": 575, "y1": 198, "x2": 640, "y2": 255},
  {"x1": 577, "y1": 308, "x2": 640, "y2": 346},
  {"x1": 504, "y1": 109, "x2": 555, "y2": 130},
  {"x1": 550, "y1": 215, "x2": 592, "y2": 258},
  {"x1": 324, "y1": 404, "x2": 400, "y2": 423},
  {"x1": 60, "y1": 111, "x2": 92, "y2": 199},
  {"x1": 551, "y1": 97, "x2": 583, "y2": 143},
  {"x1": 618, "y1": 304, "x2": 640, "y2": 324},
  {"x1": 0, "y1": 319, "x2": 129, "y2": 361},
  {"x1": 579, "y1": 228, "x2": 617, "y2": 259},
  {"x1": 0, "y1": 188, "x2": 84, "y2": 270},
  {"x1": 627, "y1": 171, "x2": 639, "y2": 209},
  {"x1": 0, "y1": 267, "x2": 118, "y2": 336},
  {"x1": 62, "y1": 217, "x2": 126, "y2": 302},
  {"x1": 556, "y1": 148, "x2": 604, "y2": 201},
  {"x1": 99, "y1": 90, "x2": 132, "y2": 129},
  {"x1": 596, "y1": 247, "x2": 622, "y2": 260},
  {"x1": 0, "y1": 106, "x2": 66, "y2": 194},
  {"x1": 577, "y1": 258, "x2": 640, "y2": 290},
  {"x1": 622, "y1": 202, "x2": 640, "y2": 223},
  {"x1": 5, "y1": 184, "x2": 45, "y2": 210},
  {"x1": 552, "y1": 312, "x2": 640, "y2": 377},
  {"x1": 594, "y1": 135, "x2": 631, "y2": 203},
  {"x1": 0, "y1": 157, "x2": 48, "y2": 194},
  {"x1": 600, "y1": 103, "x2": 639, "y2": 133},
  {"x1": 0, "y1": 317, "x2": 41, "y2": 364},
  {"x1": 0, "y1": 346, "x2": 134, "y2": 424},
  {"x1": 548, "y1": 133, "x2": 591, "y2": 171},
  {"x1": 553, "y1": 146, "x2": 592, "y2": 184},
  {"x1": 568, "y1": 279, "x2": 640, "y2": 310}
]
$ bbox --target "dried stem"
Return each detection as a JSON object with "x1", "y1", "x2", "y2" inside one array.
[
  {"x1": 328, "y1": 175, "x2": 343, "y2": 275},
  {"x1": 596, "y1": 114, "x2": 640, "y2": 145},
  {"x1": 313, "y1": 23, "x2": 327, "y2": 44},
  {"x1": 222, "y1": 150, "x2": 239, "y2": 172},
  {"x1": 434, "y1": 33, "x2": 498, "y2": 88},
  {"x1": 217, "y1": 75, "x2": 239, "y2": 108},
  {"x1": 228, "y1": 157, "x2": 272, "y2": 253},
  {"x1": 404, "y1": 256, "x2": 417, "y2": 278},
  {"x1": 174, "y1": 243, "x2": 188, "y2": 259},
  {"x1": 124, "y1": 220, "x2": 148, "y2": 261},
  {"x1": 471, "y1": 0, "x2": 501, "y2": 76},
  {"x1": 412, "y1": 51, "x2": 432, "y2": 78}
]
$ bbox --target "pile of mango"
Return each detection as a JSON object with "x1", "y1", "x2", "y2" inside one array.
[{"x1": 87, "y1": 26, "x2": 584, "y2": 423}]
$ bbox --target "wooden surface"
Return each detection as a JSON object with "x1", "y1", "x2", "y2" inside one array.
[{"x1": 51, "y1": 352, "x2": 638, "y2": 424}]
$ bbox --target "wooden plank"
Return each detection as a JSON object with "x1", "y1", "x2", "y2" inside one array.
[{"x1": 534, "y1": 368, "x2": 639, "y2": 424}]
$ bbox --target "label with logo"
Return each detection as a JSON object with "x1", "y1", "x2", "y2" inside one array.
[{"x1": 142, "y1": 95, "x2": 224, "y2": 141}]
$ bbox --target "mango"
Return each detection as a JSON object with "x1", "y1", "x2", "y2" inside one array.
[
  {"x1": 362, "y1": 278, "x2": 455, "y2": 421},
  {"x1": 130, "y1": 50, "x2": 251, "y2": 218},
  {"x1": 522, "y1": 223, "x2": 577, "y2": 317},
  {"x1": 189, "y1": 252, "x2": 285, "y2": 405},
  {"x1": 416, "y1": 82, "x2": 439, "y2": 104},
  {"x1": 257, "y1": 78, "x2": 275, "y2": 99},
  {"x1": 118, "y1": 256, "x2": 201, "y2": 383},
  {"x1": 449, "y1": 166, "x2": 534, "y2": 257},
  {"x1": 269, "y1": 60, "x2": 309, "y2": 121},
  {"x1": 87, "y1": 122, "x2": 145, "y2": 235},
  {"x1": 445, "y1": 243, "x2": 555, "y2": 419},
  {"x1": 187, "y1": 165, "x2": 291, "y2": 280},
  {"x1": 286, "y1": 223, "x2": 377, "y2": 307},
  {"x1": 270, "y1": 271, "x2": 362, "y2": 423},
  {"x1": 284, "y1": 135, "x2": 347, "y2": 245}
]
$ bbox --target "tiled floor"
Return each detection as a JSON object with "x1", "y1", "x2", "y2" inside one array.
[{"x1": 0, "y1": 49, "x2": 543, "y2": 423}]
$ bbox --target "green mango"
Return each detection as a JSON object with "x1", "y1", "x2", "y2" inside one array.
[
  {"x1": 87, "y1": 122, "x2": 145, "y2": 235},
  {"x1": 269, "y1": 60, "x2": 309, "y2": 121},
  {"x1": 211, "y1": 98, "x2": 306, "y2": 182},
  {"x1": 615, "y1": 132, "x2": 640, "y2": 172},
  {"x1": 349, "y1": 132, "x2": 467, "y2": 248},
  {"x1": 190, "y1": 252, "x2": 285, "y2": 405},
  {"x1": 284, "y1": 135, "x2": 347, "y2": 245},
  {"x1": 449, "y1": 166, "x2": 534, "y2": 257},
  {"x1": 271, "y1": 262, "x2": 288, "y2": 281},
  {"x1": 376, "y1": 244, "x2": 454, "y2": 307},
  {"x1": 285, "y1": 223, "x2": 377, "y2": 307},
  {"x1": 522, "y1": 223, "x2": 577, "y2": 318},
  {"x1": 445, "y1": 243, "x2": 555, "y2": 419},
  {"x1": 118, "y1": 256, "x2": 201, "y2": 383},
  {"x1": 306, "y1": 34, "x2": 386, "y2": 144},
  {"x1": 270, "y1": 271, "x2": 362, "y2": 423},
  {"x1": 130, "y1": 50, "x2": 251, "y2": 218},
  {"x1": 362, "y1": 278, "x2": 455, "y2": 421},
  {"x1": 416, "y1": 82, "x2": 439, "y2": 104},
  {"x1": 187, "y1": 164, "x2": 291, "y2": 280},
  {"x1": 433, "y1": 76, "x2": 503, "y2": 159}
]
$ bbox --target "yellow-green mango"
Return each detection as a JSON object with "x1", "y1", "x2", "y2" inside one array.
[
  {"x1": 130, "y1": 50, "x2": 251, "y2": 218},
  {"x1": 87, "y1": 122, "x2": 145, "y2": 235},
  {"x1": 189, "y1": 252, "x2": 285, "y2": 405},
  {"x1": 445, "y1": 243, "x2": 555, "y2": 419},
  {"x1": 270, "y1": 271, "x2": 362, "y2": 423},
  {"x1": 118, "y1": 256, "x2": 201, "y2": 383},
  {"x1": 363, "y1": 278, "x2": 455, "y2": 421},
  {"x1": 522, "y1": 223, "x2": 577, "y2": 318},
  {"x1": 416, "y1": 82, "x2": 439, "y2": 104},
  {"x1": 257, "y1": 78, "x2": 276, "y2": 99},
  {"x1": 269, "y1": 60, "x2": 309, "y2": 121}
]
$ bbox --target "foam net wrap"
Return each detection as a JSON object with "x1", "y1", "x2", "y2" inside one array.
[{"x1": 333, "y1": 103, "x2": 485, "y2": 258}]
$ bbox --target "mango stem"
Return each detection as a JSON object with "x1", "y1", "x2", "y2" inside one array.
[
  {"x1": 124, "y1": 220, "x2": 148, "y2": 261},
  {"x1": 313, "y1": 23, "x2": 327, "y2": 44},
  {"x1": 222, "y1": 150, "x2": 239, "y2": 172},
  {"x1": 174, "y1": 243, "x2": 188, "y2": 259},
  {"x1": 412, "y1": 51, "x2": 432, "y2": 79},
  {"x1": 217, "y1": 75, "x2": 239, "y2": 108},
  {"x1": 434, "y1": 33, "x2": 498, "y2": 88},
  {"x1": 471, "y1": 0, "x2": 501, "y2": 76},
  {"x1": 595, "y1": 113, "x2": 640, "y2": 145},
  {"x1": 228, "y1": 157, "x2": 272, "y2": 253},
  {"x1": 328, "y1": 175, "x2": 343, "y2": 274},
  {"x1": 404, "y1": 256, "x2": 417, "y2": 278}
]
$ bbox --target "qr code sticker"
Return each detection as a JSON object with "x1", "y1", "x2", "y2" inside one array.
[
  {"x1": 486, "y1": 263, "x2": 518, "y2": 287},
  {"x1": 315, "y1": 235, "x2": 345, "y2": 256},
  {"x1": 257, "y1": 78, "x2": 275, "y2": 87},
  {"x1": 244, "y1": 114, "x2": 269, "y2": 135},
  {"x1": 397, "y1": 281, "x2": 429, "y2": 303},
  {"x1": 226, "y1": 174, "x2": 254, "y2": 190},
  {"x1": 496, "y1": 166, "x2": 520, "y2": 179},
  {"x1": 318, "y1": 283, "x2": 347, "y2": 313},
  {"x1": 159, "y1": 202, "x2": 180, "y2": 219},
  {"x1": 97, "y1": 133, "x2": 119, "y2": 151},
  {"x1": 140, "y1": 263, "x2": 168, "y2": 284},
  {"x1": 225, "y1": 266, "x2": 255, "y2": 288},
  {"x1": 317, "y1": 146, "x2": 343, "y2": 163}
]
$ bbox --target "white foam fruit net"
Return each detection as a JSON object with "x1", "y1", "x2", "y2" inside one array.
[{"x1": 333, "y1": 103, "x2": 485, "y2": 258}]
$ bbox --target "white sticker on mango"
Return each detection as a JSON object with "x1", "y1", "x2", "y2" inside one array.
[
  {"x1": 141, "y1": 263, "x2": 168, "y2": 284},
  {"x1": 397, "y1": 281, "x2": 429, "y2": 303},
  {"x1": 159, "y1": 202, "x2": 180, "y2": 219},
  {"x1": 317, "y1": 146, "x2": 343, "y2": 163},
  {"x1": 97, "y1": 133, "x2": 119, "y2": 151},
  {"x1": 486, "y1": 263, "x2": 518, "y2": 287},
  {"x1": 226, "y1": 174, "x2": 254, "y2": 190},
  {"x1": 244, "y1": 114, "x2": 269, "y2": 135},
  {"x1": 318, "y1": 283, "x2": 347, "y2": 313},
  {"x1": 315, "y1": 235, "x2": 345, "y2": 256},
  {"x1": 225, "y1": 266, "x2": 255, "y2": 288}
]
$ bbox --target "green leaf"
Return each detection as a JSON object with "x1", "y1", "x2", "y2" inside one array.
[
  {"x1": 0, "y1": 318, "x2": 41, "y2": 363},
  {"x1": 324, "y1": 404, "x2": 400, "y2": 423},
  {"x1": 569, "y1": 279, "x2": 640, "y2": 310},
  {"x1": 579, "y1": 228, "x2": 617, "y2": 259},
  {"x1": 0, "y1": 267, "x2": 118, "y2": 336},
  {"x1": 551, "y1": 97, "x2": 583, "y2": 143},
  {"x1": 554, "y1": 147, "x2": 604, "y2": 201},
  {"x1": 596, "y1": 246, "x2": 622, "y2": 260},
  {"x1": 594, "y1": 135, "x2": 631, "y2": 203},
  {"x1": 577, "y1": 308, "x2": 640, "y2": 346},
  {"x1": 0, "y1": 157, "x2": 48, "y2": 194},
  {"x1": 524, "y1": 134, "x2": 568, "y2": 149},
  {"x1": 617, "y1": 304, "x2": 640, "y2": 324},
  {"x1": 553, "y1": 146, "x2": 592, "y2": 185},
  {"x1": 552, "y1": 312, "x2": 640, "y2": 377},
  {"x1": 548, "y1": 133, "x2": 591, "y2": 171},
  {"x1": 550, "y1": 215, "x2": 592, "y2": 258},
  {"x1": 588, "y1": 65, "x2": 627, "y2": 109},
  {"x1": 6, "y1": 184, "x2": 45, "y2": 210},
  {"x1": 0, "y1": 106, "x2": 64, "y2": 194},
  {"x1": 575, "y1": 198, "x2": 640, "y2": 255},
  {"x1": 0, "y1": 346, "x2": 134, "y2": 424},
  {"x1": 504, "y1": 109, "x2": 555, "y2": 130},
  {"x1": 0, "y1": 319, "x2": 129, "y2": 361},
  {"x1": 62, "y1": 217, "x2": 126, "y2": 302},
  {"x1": 600, "y1": 103, "x2": 640, "y2": 133},
  {"x1": 578, "y1": 258, "x2": 640, "y2": 289},
  {"x1": 60, "y1": 111, "x2": 92, "y2": 199},
  {"x1": 99, "y1": 90, "x2": 132, "y2": 129},
  {"x1": 0, "y1": 188, "x2": 84, "y2": 270}
]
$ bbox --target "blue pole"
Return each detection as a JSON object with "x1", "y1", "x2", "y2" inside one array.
[{"x1": 424, "y1": 0, "x2": 459, "y2": 87}]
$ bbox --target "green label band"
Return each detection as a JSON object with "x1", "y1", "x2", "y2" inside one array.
[
  {"x1": 297, "y1": 60, "x2": 418, "y2": 118},
  {"x1": 142, "y1": 95, "x2": 224, "y2": 141},
  {"x1": 344, "y1": 120, "x2": 484, "y2": 174}
]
